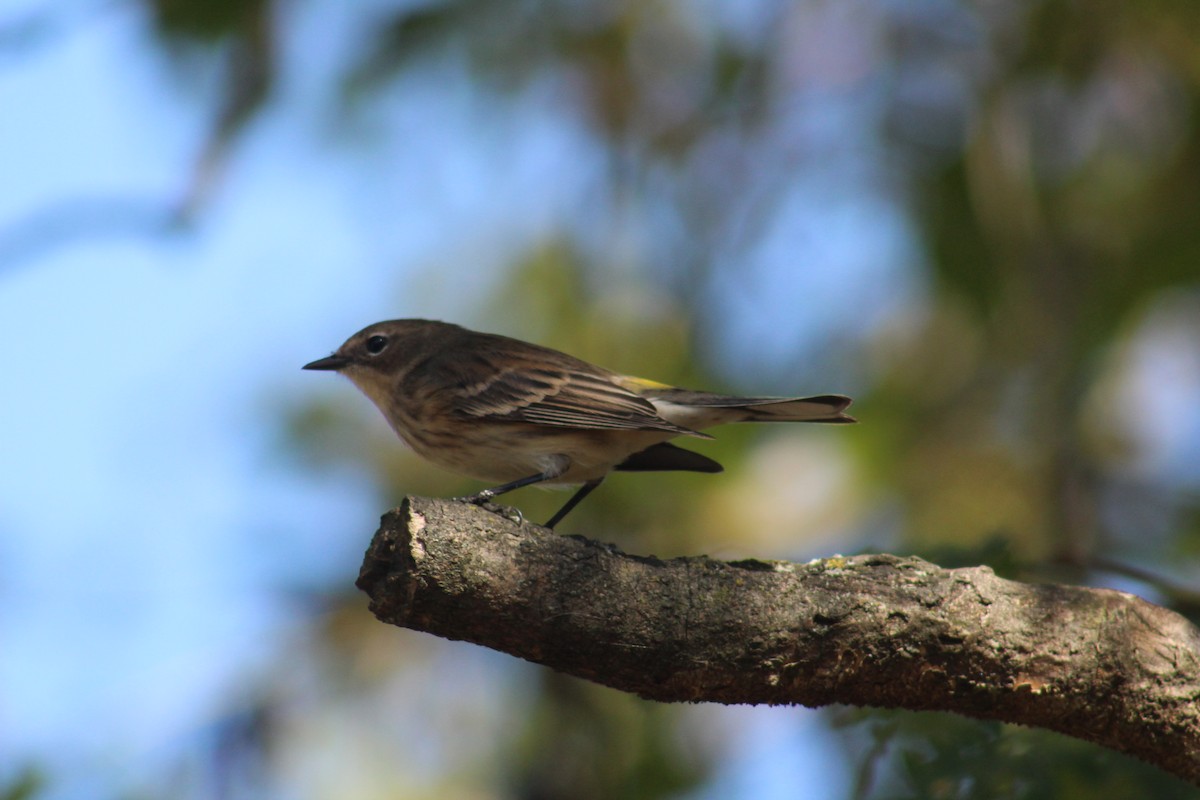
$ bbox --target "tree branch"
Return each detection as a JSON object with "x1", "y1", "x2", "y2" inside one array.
[{"x1": 356, "y1": 497, "x2": 1200, "y2": 785}]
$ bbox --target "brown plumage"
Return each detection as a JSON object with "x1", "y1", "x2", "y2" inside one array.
[{"x1": 304, "y1": 319, "x2": 855, "y2": 528}]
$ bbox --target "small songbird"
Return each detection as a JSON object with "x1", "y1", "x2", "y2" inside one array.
[{"x1": 303, "y1": 319, "x2": 855, "y2": 528}]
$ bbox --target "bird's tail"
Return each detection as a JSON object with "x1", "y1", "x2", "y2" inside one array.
[
  {"x1": 641, "y1": 388, "x2": 856, "y2": 427},
  {"x1": 732, "y1": 394, "x2": 856, "y2": 423}
]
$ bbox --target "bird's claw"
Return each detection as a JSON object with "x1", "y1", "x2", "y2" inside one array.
[
  {"x1": 456, "y1": 489, "x2": 496, "y2": 505},
  {"x1": 452, "y1": 494, "x2": 524, "y2": 526},
  {"x1": 494, "y1": 505, "x2": 525, "y2": 526}
]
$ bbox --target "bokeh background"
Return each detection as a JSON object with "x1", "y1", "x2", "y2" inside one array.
[{"x1": 4, "y1": 0, "x2": 1200, "y2": 797}]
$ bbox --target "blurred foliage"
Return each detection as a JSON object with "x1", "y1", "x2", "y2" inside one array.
[
  {"x1": 830, "y1": 708, "x2": 1195, "y2": 799},
  {"x1": 150, "y1": 0, "x2": 268, "y2": 42},
  {"x1": 0, "y1": 767, "x2": 44, "y2": 800},
  {"x1": 16, "y1": 0, "x2": 1200, "y2": 796},
  {"x1": 505, "y1": 673, "x2": 708, "y2": 800}
]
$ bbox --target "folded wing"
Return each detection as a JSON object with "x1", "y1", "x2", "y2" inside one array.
[{"x1": 456, "y1": 363, "x2": 711, "y2": 437}]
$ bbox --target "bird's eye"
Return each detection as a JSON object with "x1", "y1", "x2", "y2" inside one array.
[{"x1": 365, "y1": 335, "x2": 389, "y2": 355}]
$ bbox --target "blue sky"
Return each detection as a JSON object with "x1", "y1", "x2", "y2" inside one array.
[{"x1": 2, "y1": 3, "x2": 400, "y2": 790}]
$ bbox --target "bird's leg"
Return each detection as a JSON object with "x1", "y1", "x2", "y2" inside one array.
[
  {"x1": 459, "y1": 471, "x2": 557, "y2": 504},
  {"x1": 544, "y1": 479, "x2": 603, "y2": 529},
  {"x1": 454, "y1": 462, "x2": 570, "y2": 525}
]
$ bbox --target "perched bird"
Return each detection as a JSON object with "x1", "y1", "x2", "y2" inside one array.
[{"x1": 303, "y1": 319, "x2": 855, "y2": 528}]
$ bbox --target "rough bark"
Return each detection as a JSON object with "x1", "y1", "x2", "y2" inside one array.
[{"x1": 356, "y1": 497, "x2": 1200, "y2": 785}]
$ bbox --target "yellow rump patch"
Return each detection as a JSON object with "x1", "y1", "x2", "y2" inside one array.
[{"x1": 620, "y1": 376, "x2": 673, "y2": 391}]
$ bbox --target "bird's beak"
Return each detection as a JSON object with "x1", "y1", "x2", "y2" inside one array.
[{"x1": 302, "y1": 355, "x2": 350, "y2": 371}]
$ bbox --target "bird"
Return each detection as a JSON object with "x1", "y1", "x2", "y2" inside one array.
[{"x1": 303, "y1": 319, "x2": 855, "y2": 528}]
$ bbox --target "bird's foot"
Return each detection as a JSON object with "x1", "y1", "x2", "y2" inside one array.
[
  {"x1": 456, "y1": 489, "x2": 496, "y2": 505},
  {"x1": 452, "y1": 492, "x2": 524, "y2": 526}
]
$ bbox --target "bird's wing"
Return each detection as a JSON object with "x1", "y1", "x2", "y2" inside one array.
[{"x1": 455, "y1": 362, "x2": 709, "y2": 437}]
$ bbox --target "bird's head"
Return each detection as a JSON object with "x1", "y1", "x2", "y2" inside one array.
[{"x1": 303, "y1": 319, "x2": 455, "y2": 405}]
